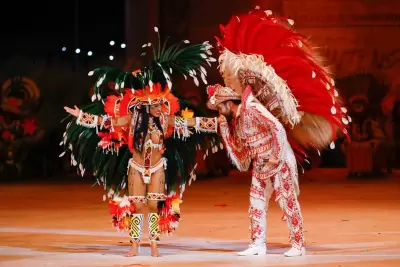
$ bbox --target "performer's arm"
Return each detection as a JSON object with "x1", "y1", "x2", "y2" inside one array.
[
  {"x1": 166, "y1": 115, "x2": 218, "y2": 138},
  {"x1": 240, "y1": 86, "x2": 286, "y2": 164},
  {"x1": 64, "y1": 105, "x2": 131, "y2": 129},
  {"x1": 218, "y1": 117, "x2": 251, "y2": 172}
]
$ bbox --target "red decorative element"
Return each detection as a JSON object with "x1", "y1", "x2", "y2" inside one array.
[
  {"x1": 291, "y1": 216, "x2": 299, "y2": 226},
  {"x1": 252, "y1": 224, "x2": 262, "y2": 236},
  {"x1": 250, "y1": 185, "x2": 265, "y2": 198},
  {"x1": 283, "y1": 182, "x2": 290, "y2": 191},
  {"x1": 158, "y1": 194, "x2": 181, "y2": 234},
  {"x1": 2, "y1": 130, "x2": 13, "y2": 141},
  {"x1": 287, "y1": 198, "x2": 294, "y2": 209},
  {"x1": 108, "y1": 199, "x2": 136, "y2": 231},
  {"x1": 206, "y1": 84, "x2": 221, "y2": 97},
  {"x1": 5, "y1": 97, "x2": 22, "y2": 108},
  {"x1": 249, "y1": 208, "x2": 263, "y2": 220},
  {"x1": 21, "y1": 118, "x2": 39, "y2": 136},
  {"x1": 97, "y1": 131, "x2": 125, "y2": 151}
]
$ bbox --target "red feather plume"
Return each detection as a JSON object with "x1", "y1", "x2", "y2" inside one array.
[{"x1": 216, "y1": 8, "x2": 350, "y2": 163}]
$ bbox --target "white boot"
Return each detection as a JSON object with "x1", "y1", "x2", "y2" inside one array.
[
  {"x1": 237, "y1": 245, "x2": 267, "y2": 256},
  {"x1": 284, "y1": 247, "x2": 306, "y2": 257}
]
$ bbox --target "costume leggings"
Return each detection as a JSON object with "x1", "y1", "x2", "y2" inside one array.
[{"x1": 248, "y1": 164, "x2": 305, "y2": 249}]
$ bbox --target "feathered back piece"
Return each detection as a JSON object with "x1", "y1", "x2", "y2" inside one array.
[{"x1": 215, "y1": 7, "x2": 350, "y2": 162}]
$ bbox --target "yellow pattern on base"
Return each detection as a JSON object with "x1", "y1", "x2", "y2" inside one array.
[
  {"x1": 148, "y1": 213, "x2": 161, "y2": 243},
  {"x1": 129, "y1": 214, "x2": 144, "y2": 244}
]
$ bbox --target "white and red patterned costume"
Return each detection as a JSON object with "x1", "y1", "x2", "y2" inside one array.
[
  {"x1": 208, "y1": 7, "x2": 351, "y2": 256},
  {"x1": 212, "y1": 85, "x2": 304, "y2": 251}
]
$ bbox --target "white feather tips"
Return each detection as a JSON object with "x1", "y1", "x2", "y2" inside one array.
[
  {"x1": 220, "y1": 142, "x2": 224, "y2": 150},
  {"x1": 329, "y1": 142, "x2": 335, "y2": 149},
  {"x1": 334, "y1": 89, "x2": 339, "y2": 97},
  {"x1": 326, "y1": 83, "x2": 331, "y2": 90},
  {"x1": 312, "y1": 71, "x2": 316, "y2": 78},
  {"x1": 154, "y1": 27, "x2": 159, "y2": 32},
  {"x1": 331, "y1": 106, "x2": 337, "y2": 114},
  {"x1": 287, "y1": 19, "x2": 295, "y2": 26},
  {"x1": 265, "y1": 10, "x2": 272, "y2": 15}
]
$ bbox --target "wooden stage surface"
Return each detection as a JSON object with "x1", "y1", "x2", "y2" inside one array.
[{"x1": 0, "y1": 168, "x2": 399, "y2": 267}]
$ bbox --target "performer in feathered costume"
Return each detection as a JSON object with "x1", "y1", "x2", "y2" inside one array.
[
  {"x1": 207, "y1": 7, "x2": 350, "y2": 257},
  {"x1": 62, "y1": 28, "x2": 219, "y2": 257}
]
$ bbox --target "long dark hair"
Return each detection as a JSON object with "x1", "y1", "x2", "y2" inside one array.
[{"x1": 133, "y1": 107, "x2": 164, "y2": 152}]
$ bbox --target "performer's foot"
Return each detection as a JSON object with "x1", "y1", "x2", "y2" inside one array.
[
  {"x1": 284, "y1": 247, "x2": 306, "y2": 257},
  {"x1": 124, "y1": 244, "x2": 139, "y2": 257},
  {"x1": 150, "y1": 242, "x2": 161, "y2": 257},
  {"x1": 237, "y1": 245, "x2": 266, "y2": 256}
]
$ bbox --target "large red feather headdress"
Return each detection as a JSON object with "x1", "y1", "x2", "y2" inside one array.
[{"x1": 215, "y1": 7, "x2": 350, "y2": 160}]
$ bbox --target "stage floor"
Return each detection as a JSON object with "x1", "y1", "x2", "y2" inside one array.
[{"x1": 0, "y1": 169, "x2": 399, "y2": 267}]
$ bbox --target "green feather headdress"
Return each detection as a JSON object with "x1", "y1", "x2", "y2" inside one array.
[{"x1": 87, "y1": 26, "x2": 216, "y2": 102}]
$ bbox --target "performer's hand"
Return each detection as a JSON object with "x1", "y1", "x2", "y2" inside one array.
[
  {"x1": 217, "y1": 115, "x2": 227, "y2": 124},
  {"x1": 64, "y1": 105, "x2": 80, "y2": 117},
  {"x1": 267, "y1": 158, "x2": 280, "y2": 165},
  {"x1": 256, "y1": 157, "x2": 280, "y2": 171}
]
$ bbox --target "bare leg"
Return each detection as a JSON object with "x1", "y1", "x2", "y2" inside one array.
[
  {"x1": 125, "y1": 167, "x2": 146, "y2": 257},
  {"x1": 147, "y1": 168, "x2": 166, "y2": 257}
]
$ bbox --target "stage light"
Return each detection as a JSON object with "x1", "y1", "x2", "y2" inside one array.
[
  {"x1": 110, "y1": 40, "x2": 115, "y2": 46},
  {"x1": 87, "y1": 51, "x2": 93, "y2": 56},
  {"x1": 62, "y1": 47, "x2": 67, "y2": 52},
  {"x1": 75, "y1": 48, "x2": 81, "y2": 54},
  {"x1": 121, "y1": 43, "x2": 126, "y2": 48},
  {"x1": 109, "y1": 55, "x2": 114, "y2": 60}
]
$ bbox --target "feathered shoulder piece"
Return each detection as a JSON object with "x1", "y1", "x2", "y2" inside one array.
[{"x1": 215, "y1": 6, "x2": 350, "y2": 164}]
